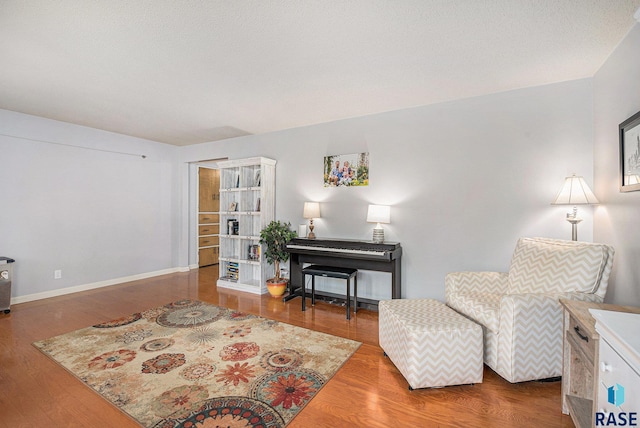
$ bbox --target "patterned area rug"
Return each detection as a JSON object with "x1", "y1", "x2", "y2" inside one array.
[{"x1": 33, "y1": 299, "x2": 361, "y2": 427}]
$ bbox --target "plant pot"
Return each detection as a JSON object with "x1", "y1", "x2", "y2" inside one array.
[{"x1": 266, "y1": 279, "x2": 287, "y2": 298}]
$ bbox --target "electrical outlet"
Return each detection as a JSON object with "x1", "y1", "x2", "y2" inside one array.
[{"x1": 54, "y1": 270, "x2": 62, "y2": 279}]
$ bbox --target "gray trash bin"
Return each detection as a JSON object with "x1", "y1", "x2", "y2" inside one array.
[{"x1": 0, "y1": 257, "x2": 15, "y2": 314}]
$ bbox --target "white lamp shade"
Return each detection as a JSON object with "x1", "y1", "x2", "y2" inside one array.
[
  {"x1": 551, "y1": 174, "x2": 599, "y2": 205},
  {"x1": 303, "y1": 202, "x2": 320, "y2": 219},
  {"x1": 366, "y1": 204, "x2": 391, "y2": 224}
]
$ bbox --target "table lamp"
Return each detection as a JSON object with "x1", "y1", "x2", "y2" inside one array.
[
  {"x1": 551, "y1": 174, "x2": 598, "y2": 241},
  {"x1": 367, "y1": 204, "x2": 390, "y2": 243},
  {"x1": 303, "y1": 202, "x2": 320, "y2": 239}
]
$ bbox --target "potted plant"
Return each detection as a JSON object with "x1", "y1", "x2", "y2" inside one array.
[{"x1": 259, "y1": 220, "x2": 297, "y2": 297}]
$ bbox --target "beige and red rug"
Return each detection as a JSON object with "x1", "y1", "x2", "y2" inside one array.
[{"x1": 33, "y1": 299, "x2": 361, "y2": 427}]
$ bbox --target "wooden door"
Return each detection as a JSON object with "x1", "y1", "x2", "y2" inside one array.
[{"x1": 199, "y1": 168, "x2": 219, "y2": 213}]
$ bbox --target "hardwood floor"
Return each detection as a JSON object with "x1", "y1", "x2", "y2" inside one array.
[{"x1": 0, "y1": 266, "x2": 575, "y2": 427}]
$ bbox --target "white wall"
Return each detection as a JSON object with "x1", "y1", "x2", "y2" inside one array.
[
  {"x1": 0, "y1": 109, "x2": 179, "y2": 301},
  {"x1": 1, "y1": 79, "x2": 599, "y2": 303},
  {"x1": 180, "y1": 79, "x2": 595, "y2": 301},
  {"x1": 593, "y1": 24, "x2": 640, "y2": 306}
]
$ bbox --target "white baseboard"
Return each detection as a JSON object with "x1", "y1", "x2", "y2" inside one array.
[{"x1": 11, "y1": 267, "x2": 187, "y2": 305}]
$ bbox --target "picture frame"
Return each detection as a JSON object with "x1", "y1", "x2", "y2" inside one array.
[
  {"x1": 619, "y1": 110, "x2": 640, "y2": 192},
  {"x1": 229, "y1": 201, "x2": 238, "y2": 211},
  {"x1": 323, "y1": 152, "x2": 369, "y2": 187},
  {"x1": 254, "y1": 169, "x2": 261, "y2": 187}
]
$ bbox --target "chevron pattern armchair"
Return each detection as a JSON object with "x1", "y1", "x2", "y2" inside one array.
[{"x1": 445, "y1": 237, "x2": 614, "y2": 383}]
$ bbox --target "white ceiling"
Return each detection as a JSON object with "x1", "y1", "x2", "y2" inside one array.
[{"x1": 1, "y1": 1, "x2": 639, "y2": 146}]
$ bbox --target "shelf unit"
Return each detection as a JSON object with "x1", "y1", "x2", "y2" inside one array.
[
  {"x1": 198, "y1": 167, "x2": 220, "y2": 267},
  {"x1": 216, "y1": 157, "x2": 276, "y2": 294}
]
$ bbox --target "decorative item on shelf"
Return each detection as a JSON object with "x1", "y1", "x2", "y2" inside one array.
[
  {"x1": 259, "y1": 220, "x2": 297, "y2": 298},
  {"x1": 303, "y1": 202, "x2": 320, "y2": 239},
  {"x1": 551, "y1": 174, "x2": 599, "y2": 241},
  {"x1": 367, "y1": 204, "x2": 390, "y2": 243},
  {"x1": 254, "y1": 169, "x2": 261, "y2": 187}
]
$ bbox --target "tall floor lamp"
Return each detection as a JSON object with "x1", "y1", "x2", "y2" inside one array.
[{"x1": 551, "y1": 174, "x2": 598, "y2": 241}]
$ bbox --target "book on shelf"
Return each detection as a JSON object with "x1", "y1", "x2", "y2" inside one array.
[
  {"x1": 227, "y1": 219, "x2": 239, "y2": 235},
  {"x1": 255, "y1": 198, "x2": 260, "y2": 212},
  {"x1": 225, "y1": 261, "x2": 239, "y2": 281},
  {"x1": 248, "y1": 244, "x2": 260, "y2": 261}
]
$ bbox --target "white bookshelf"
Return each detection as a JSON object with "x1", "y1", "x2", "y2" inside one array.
[{"x1": 216, "y1": 157, "x2": 276, "y2": 294}]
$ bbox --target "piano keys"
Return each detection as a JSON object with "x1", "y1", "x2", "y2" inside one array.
[{"x1": 284, "y1": 237, "x2": 402, "y2": 307}]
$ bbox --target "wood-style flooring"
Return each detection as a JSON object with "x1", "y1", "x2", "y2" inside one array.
[{"x1": 0, "y1": 266, "x2": 575, "y2": 427}]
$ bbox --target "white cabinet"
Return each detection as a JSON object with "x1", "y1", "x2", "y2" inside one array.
[
  {"x1": 590, "y1": 310, "x2": 640, "y2": 425},
  {"x1": 216, "y1": 157, "x2": 276, "y2": 294},
  {"x1": 560, "y1": 301, "x2": 640, "y2": 428}
]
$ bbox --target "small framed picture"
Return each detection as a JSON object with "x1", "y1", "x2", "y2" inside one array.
[
  {"x1": 229, "y1": 201, "x2": 238, "y2": 211},
  {"x1": 619, "y1": 110, "x2": 640, "y2": 192},
  {"x1": 254, "y1": 169, "x2": 261, "y2": 187}
]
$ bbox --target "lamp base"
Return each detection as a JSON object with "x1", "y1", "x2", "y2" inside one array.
[
  {"x1": 566, "y1": 216, "x2": 582, "y2": 241},
  {"x1": 308, "y1": 219, "x2": 316, "y2": 239},
  {"x1": 372, "y1": 225, "x2": 384, "y2": 243}
]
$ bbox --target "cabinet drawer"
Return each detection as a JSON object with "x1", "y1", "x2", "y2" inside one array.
[
  {"x1": 568, "y1": 315, "x2": 595, "y2": 366},
  {"x1": 198, "y1": 213, "x2": 219, "y2": 224},
  {"x1": 199, "y1": 225, "x2": 219, "y2": 235},
  {"x1": 199, "y1": 236, "x2": 219, "y2": 248},
  {"x1": 199, "y1": 247, "x2": 219, "y2": 267}
]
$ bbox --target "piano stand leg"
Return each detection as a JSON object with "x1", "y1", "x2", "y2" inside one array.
[
  {"x1": 346, "y1": 278, "x2": 351, "y2": 320},
  {"x1": 354, "y1": 275, "x2": 358, "y2": 313}
]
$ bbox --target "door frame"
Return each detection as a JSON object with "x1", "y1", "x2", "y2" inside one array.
[{"x1": 188, "y1": 158, "x2": 227, "y2": 268}]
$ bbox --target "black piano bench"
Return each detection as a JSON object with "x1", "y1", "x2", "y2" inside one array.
[{"x1": 301, "y1": 265, "x2": 358, "y2": 319}]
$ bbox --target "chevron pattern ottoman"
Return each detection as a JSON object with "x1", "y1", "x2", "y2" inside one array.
[{"x1": 379, "y1": 298, "x2": 483, "y2": 389}]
